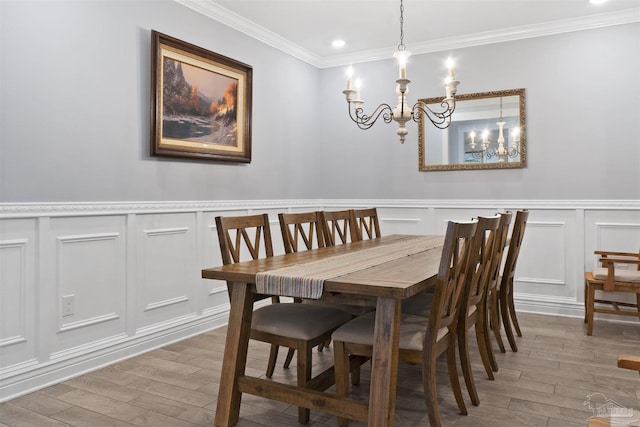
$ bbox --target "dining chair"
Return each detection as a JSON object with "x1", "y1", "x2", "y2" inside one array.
[
  {"x1": 498, "y1": 209, "x2": 529, "y2": 351},
  {"x1": 483, "y1": 211, "x2": 513, "y2": 366},
  {"x1": 215, "y1": 213, "x2": 352, "y2": 424},
  {"x1": 584, "y1": 248, "x2": 640, "y2": 335},
  {"x1": 456, "y1": 215, "x2": 501, "y2": 406},
  {"x1": 331, "y1": 220, "x2": 479, "y2": 427},
  {"x1": 279, "y1": 211, "x2": 374, "y2": 363},
  {"x1": 277, "y1": 211, "x2": 325, "y2": 370},
  {"x1": 352, "y1": 207, "x2": 382, "y2": 240},
  {"x1": 319, "y1": 209, "x2": 361, "y2": 246}
]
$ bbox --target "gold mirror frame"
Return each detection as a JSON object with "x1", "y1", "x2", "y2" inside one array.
[{"x1": 418, "y1": 88, "x2": 526, "y2": 171}]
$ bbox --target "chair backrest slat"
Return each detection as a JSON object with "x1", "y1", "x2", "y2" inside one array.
[
  {"x1": 502, "y1": 209, "x2": 529, "y2": 283},
  {"x1": 215, "y1": 213, "x2": 274, "y2": 265},
  {"x1": 461, "y1": 216, "x2": 502, "y2": 313},
  {"x1": 486, "y1": 212, "x2": 513, "y2": 294},
  {"x1": 353, "y1": 208, "x2": 382, "y2": 240},
  {"x1": 278, "y1": 211, "x2": 325, "y2": 254},
  {"x1": 319, "y1": 210, "x2": 361, "y2": 246}
]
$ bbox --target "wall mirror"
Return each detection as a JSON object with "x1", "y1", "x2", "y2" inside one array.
[{"x1": 418, "y1": 88, "x2": 526, "y2": 171}]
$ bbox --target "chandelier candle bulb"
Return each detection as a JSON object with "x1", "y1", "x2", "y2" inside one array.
[
  {"x1": 446, "y1": 57, "x2": 456, "y2": 80},
  {"x1": 346, "y1": 66, "x2": 354, "y2": 90},
  {"x1": 395, "y1": 51, "x2": 410, "y2": 79}
]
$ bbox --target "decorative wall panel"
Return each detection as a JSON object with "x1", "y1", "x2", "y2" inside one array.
[
  {"x1": 49, "y1": 217, "x2": 127, "y2": 355},
  {"x1": 136, "y1": 214, "x2": 197, "y2": 331},
  {"x1": 0, "y1": 219, "x2": 36, "y2": 373},
  {"x1": 1, "y1": 199, "x2": 639, "y2": 401}
]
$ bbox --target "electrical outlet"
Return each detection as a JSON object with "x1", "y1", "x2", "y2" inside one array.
[{"x1": 62, "y1": 295, "x2": 74, "y2": 317}]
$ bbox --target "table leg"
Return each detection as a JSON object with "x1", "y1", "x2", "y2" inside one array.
[
  {"x1": 368, "y1": 296, "x2": 401, "y2": 427},
  {"x1": 215, "y1": 283, "x2": 254, "y2": 427}
]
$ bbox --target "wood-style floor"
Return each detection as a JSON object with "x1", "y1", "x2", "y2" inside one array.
[{"x1": 2, "y1": 312, "x2": 639, "y2": 427}]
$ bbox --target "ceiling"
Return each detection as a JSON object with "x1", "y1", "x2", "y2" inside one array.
[{"x1": 178, "y1": 0, "x2": 640, "y2": 67}]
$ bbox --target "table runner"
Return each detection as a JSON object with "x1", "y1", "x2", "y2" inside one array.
[{"x1": 255, "y1": 236, "x2": 440, "y2": 299}]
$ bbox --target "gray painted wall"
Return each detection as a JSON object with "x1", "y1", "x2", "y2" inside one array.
[
  {"x1": 318, "y1": 23, "x2": 640, "y2": 200},
  {"x1": 1, "y1": 1, "x2": 639, "y2": 202},
  {"x1": 1, "y1": 0, "x2": 322, "y2": 202}
]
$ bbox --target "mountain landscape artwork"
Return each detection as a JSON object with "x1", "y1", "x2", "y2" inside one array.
[{"x1": 162, "y1": 58, "x2": 238, "y2": 147}]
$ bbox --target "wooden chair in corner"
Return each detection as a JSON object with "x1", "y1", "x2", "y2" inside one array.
[
  {"x1": 584, "y1": 249, "x2": 640, "y2": 336},
  {"x1": 331, "y1": 220, "x2": 479, "y2": 427},
  {"x1": 319, "y1": 209, "x2": 361, "y2": 246},
  {"x1": 498, "y1": 209, "x2": 529, "y2": 351},
  {"x1": 352, "y1": 208, "x2": 382, "y2": 240},
  {"x1": 215, "y1": 214, "x2": 352, "y2": 424},
  {"x1": 276, "y1": 211, "x2": 326, "y2": 370}
]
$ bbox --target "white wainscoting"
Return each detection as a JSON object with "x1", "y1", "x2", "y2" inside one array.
[{"x1": 1, "y1": 199, "x2": 639, "y2": 401}]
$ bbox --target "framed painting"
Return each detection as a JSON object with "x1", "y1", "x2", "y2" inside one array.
[{"x1": 150, "y1": 31, "x2": 252, "y2": 162}]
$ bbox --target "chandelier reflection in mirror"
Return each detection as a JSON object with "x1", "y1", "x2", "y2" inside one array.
[
  {"x1": 341, "y1": 0, "x2": 459, "y2": 144},
  {"x1": 468, "y1": 97, "x2": 522, "y2": 163}
]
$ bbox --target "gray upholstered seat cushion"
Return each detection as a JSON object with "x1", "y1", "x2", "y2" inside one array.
[
  {"x1": 332, "y1": 311, "x2": 448, "y2": 351},
  {"x1": 593, "y1": 267, "x2": 640, "y2": 283},
  {"x1": 251, "y1": 303, "x2": 352, "y2": 340},
  {"x1": 401, "y1": 292, "x2": 434, "y2": 317}
]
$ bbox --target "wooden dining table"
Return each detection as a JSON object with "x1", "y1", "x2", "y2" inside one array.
[{"x1": 202, "y1": 234, "x2": 444, "y2": 427}]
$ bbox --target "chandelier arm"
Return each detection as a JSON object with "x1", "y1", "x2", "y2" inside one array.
[
  {"x1": 410, "y1": 100, "x2": 456, "y2": 129},
  {"x1": 348, "y1": 102, "x2": 394, "y2": 130}
]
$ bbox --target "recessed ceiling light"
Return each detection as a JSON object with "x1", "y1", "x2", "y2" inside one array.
[
  {"x1": 589, "y1": 0, "x2": 608, "y2": 4},
  {"x1": 332, "y1": 39, "x2": 346, "y2": 49}
]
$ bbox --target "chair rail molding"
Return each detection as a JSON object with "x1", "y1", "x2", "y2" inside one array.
[{"x1": 1, "y1": 198, "x2": 639, "y2": 402}]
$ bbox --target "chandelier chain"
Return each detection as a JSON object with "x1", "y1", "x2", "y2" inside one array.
[{"x1": 398, "y1": 0, "x2": 406, "y2": 51}]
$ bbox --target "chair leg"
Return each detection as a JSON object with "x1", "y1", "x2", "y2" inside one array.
[
  {"x1": 333, "y1": 341, "x2": 350, "y2": 427},
  {"x1": 351, "y1": 363, "x2": 361, "y2": 386},
  {"x1": 586, "y1": 281, "x2": 595, "y2": 336},
  {"x1": 296, "y1": 342, "x2": 312, "y2": 424},
  {"x1": 318, "y1": 338, "x2": 331, "y2": 352},
  {"x1": 266, "y1": 344, "x2": 278, "y2": 378},
  {"x1": 422, "y1": 348, "x2": 442, "y2": 427},
  {"x1": 283, "y1": 348, "x2": 295, "y2": 369},
  {"x1": 508, "y1": 286, "x2": 522, "y2": 337},
  {"x1": 636, "y1": 293, "x2": 640, "y2": 318},
  {"x1": 584, "y1": 281, "x2": 589, "y2": 324},
  {"x1": 489, "y1": 290, "x2": 506, "y2": 356},
  {"x1": 475, "y1": 307, "x2": 495, "y2": 381},
  {"x1": 458, "y1": 319, "x2": 480, "y2": 406},
  {"x1": 445, "y1": 339, "x2": 468, "y2": 416},
  {"x1": 500, "y1": 282, "x2": 518, "y2": 352}
]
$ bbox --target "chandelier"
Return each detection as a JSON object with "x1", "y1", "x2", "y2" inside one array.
[
  {"x1": 342, "y1": 0, "x2": 459, "y2": 144},
  {"x1": 468, "y1": 97, "x2": 521, "y2": 162}
]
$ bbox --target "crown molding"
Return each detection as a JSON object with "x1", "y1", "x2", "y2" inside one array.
[
  {"x1": 322, "y1": 8, "x2": 640, "y2": 67},
  {"x1": 175, "y1": 1, "x2": 639, "y2": 69},
  {"x1": 174, "y1": 0, "x2": 323, "y2": 67}
]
